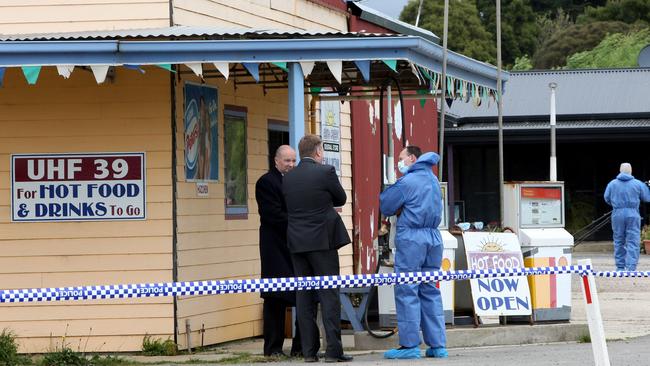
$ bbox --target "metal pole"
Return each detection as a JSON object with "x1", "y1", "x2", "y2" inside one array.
[
  {"x1": 288, "y1": 62, "x2": 305, "y2": 163},
  {"x1": 387, "y1": 85, "x2": 396, "y2": 184},
  {"x1": 496, "y1": 0, "x2": 504, "y2": 226},
  {"x1": 549, "y1": 82, "x2": 558, "y2": 182},
  {"x1": 438, "y1": 0, "x2": 449, "y2": 180},
  {"x1": 415, "y1": 0, "x2": 425, "y2": 27}
]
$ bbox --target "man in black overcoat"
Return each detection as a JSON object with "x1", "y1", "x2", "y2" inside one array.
[
  {"x1": 282, "y1": 134, "x2": 353, "y2": 363},
  {"x1": 255, "y1": 145, "x2": 301, "y2": 357}
]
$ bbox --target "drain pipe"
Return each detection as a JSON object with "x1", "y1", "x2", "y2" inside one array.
[{"x1": 185, "y1": 319, "x2": 192, "y2": 354}]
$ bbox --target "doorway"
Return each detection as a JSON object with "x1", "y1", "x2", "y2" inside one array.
[{"x1": 268, "y1": 120, "x2": 289, "y2": 169}]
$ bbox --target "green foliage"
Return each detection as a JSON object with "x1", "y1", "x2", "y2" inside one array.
[
  {"x1": 565, "y1": 193, "x2": 596, "y2": 235},
  {"x1": 578, "y1": 333, "x2": 591, "y2": 343},
  {"x1": 400, "y1": 0, "x2": 496, "y2": 64},
  {"x1": 141, "y1": 335, "x2": 177, "y2": 356},
  {"x1": 535, "y1": 9, "x2": 573, "y2": 51},
  {"x1": 532, "y1": 20, "x2": 632, "y2": 68},
  {"x1": 578, "y1": 0, "x2": 650, "y2": 25},
  {"x1": 475, "y1": 0, "x2": 541, "y2": 67},
  {"x1": 39, "y1": 347, "x2": 88, "y2": 366},
  {"x1": 511, "y1": 55, "x2": 534, "y2": 70},
  {"x1": 0, "y1": 330, "x2": 31, "y2": 366},
  {"x1": 565, "y1": 28, "x2": 650, "y2": 68},
  {"x1": 642, "y1": 224, "x2": 650, "y2": 241},
  {"x1": 531, "y1": 0, "x2": 607, "y2": 21}
]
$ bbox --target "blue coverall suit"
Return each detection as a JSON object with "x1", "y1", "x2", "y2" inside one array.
[
  {"x1": 604, "y1": 173, "x2": 650, "y2": 271},
  {"x1": 379, "y1": 152, "x2": 446, "y2": 349}
]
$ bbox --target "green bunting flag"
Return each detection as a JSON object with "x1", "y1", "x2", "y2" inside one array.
[
  {"x1": 309, "y1": 86, "x2": 322, "y2": 94},
  {"x1": 416, "y1": 89, "x2": 430, "y2": 108},
  {"x1": 155, "y1": 64, "x2": 176, "y2": 73},
  {"x1": 382, "y1": 59, "x2": 397, "y2": 72},
  {"x1": 271, "y1": 62, "x2": 288, "y2": 72},
  {"x1": 21, "y1": 66, "x2": 41, "y2": 85}
]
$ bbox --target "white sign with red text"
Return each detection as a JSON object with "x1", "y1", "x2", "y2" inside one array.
[{"x1": 11, "y1": 153, "x2": 146, "y2": 222}]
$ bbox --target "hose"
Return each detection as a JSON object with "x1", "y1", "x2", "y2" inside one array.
[{"x1": 573, "y1": 211, "x2": 612, "y2": 246}]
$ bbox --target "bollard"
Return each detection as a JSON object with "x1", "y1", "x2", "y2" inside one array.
[{"x1": 578, "y1": 259, "x2": 609, "y2": 366}]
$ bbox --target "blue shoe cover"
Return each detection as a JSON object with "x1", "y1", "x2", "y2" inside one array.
[
  {"x1": 425, "y1": 347, "x2": 448, "y2": 358},
  {"x1": 383, "y1": 346, "x2": 421, "y2": 359}
]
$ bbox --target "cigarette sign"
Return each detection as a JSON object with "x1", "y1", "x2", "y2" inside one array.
[{"x1": 11, "y1": 153, "x2": 146, "y2": 222}]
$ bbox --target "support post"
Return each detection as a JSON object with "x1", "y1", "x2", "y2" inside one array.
[
  {"x1": 288, "y1": 62, "x2": 305, "y2": 160},
  {"x1": 578, "y1": 259, "x2": 610, "y2": 366}
]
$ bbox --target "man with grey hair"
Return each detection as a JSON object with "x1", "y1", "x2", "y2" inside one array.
[
  {"x1": 256, "y1": 145, "x2": 300, "y2": 357},
  {"x1": 604, "y1": 162, "x2": 650, "y2": 271}
]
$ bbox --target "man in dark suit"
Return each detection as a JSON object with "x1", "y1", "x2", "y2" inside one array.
[
  {"x1": 283, "y1": 134, "x2": 353, "y2": 363},
  {"x1": 255, "y1": 145, "x2": 301, "y2": 357}
]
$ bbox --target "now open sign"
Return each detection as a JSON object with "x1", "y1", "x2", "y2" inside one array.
[
  {"x1": 463, "y1": 232, "x2": 532, "y2": 316},
  {"x1": 11, "y1": 153, "x2": 146, "y2": 222}
]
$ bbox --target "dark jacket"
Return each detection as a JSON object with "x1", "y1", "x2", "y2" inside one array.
[
  {"x1": 255, "y1": 167, "x2": 296, "y2": 302},
  {"x1": 282, "y1": 158, "x2": 351, "y2": 253}
]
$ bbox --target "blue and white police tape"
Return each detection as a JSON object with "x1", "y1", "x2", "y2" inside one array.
[
  {"x1": 594, "y1": 270, "x2": 650, "y2": 277},
  {"x1": 0, "y1": 265, "x2": 593, "y2": 304}
]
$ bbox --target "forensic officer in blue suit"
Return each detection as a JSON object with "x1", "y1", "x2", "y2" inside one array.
[
  {"x1": 379, "y1": 146, "x2": 448, "y2": 359},
  {"x1": 604, "y1": 162, "x2": 650, "y2": 271}
]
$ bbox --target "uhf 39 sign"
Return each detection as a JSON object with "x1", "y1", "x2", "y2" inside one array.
[{"x1": 11, "y1": 153, "x2": 146, "y2": 222}]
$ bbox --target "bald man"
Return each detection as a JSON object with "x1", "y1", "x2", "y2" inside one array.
[{"x1": 256, "y1": 145, "x2": 301, "y2": 357}]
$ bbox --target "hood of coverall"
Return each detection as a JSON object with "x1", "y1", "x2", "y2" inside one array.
[
  {"x1": 405, "y1": 152, "x2": 440, "y2": 174},
  {"x1": 616, "y1": 173, "x2": 634, "y2": 181}
]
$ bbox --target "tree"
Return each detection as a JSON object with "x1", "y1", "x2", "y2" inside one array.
[
  {"x1": 511, "y1": 55, "x2": 533, "y2": 70},
  {"x1": 532, "y1": 20, "x2": 632, "y2": 68},
  {"x1": 578, "y1": 0, "x2": 650, "y2": 25},
  {"x1": 565, "y1": 28, "x2": 650, "y2": 68},
  {"x1": 400, "y1": 0, "x2": 496, "y2": 64},
  {"x1": 476, "y1": 0, "x2": 541, "y2": 66}
]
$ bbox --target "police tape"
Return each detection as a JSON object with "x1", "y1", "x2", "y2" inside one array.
[
  {"x1": 0, "y1": 265, "x2": 594, "y2": 303},
  {"x1": 593, "y1": 270, "x2": 650, "y2": 277}
]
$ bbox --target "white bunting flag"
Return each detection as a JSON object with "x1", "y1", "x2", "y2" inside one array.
[
  {"x1": 326, "y1": 60, "x2": 342, "y2": 85},
  {"x1": 185, "y1": 63, "x2": 203, "y2": 78},
  {"x1": 300, "y1": 61, "x2": 315, "y2": 79},
  {"x1": 90, "y1": 65, "x2": 110, "y2": 84},
  {"x1": 213, "y1": 62, "x2": 229, "y2": 80},
  {"x1": 56, "y1": 65, "x2": 75, "y2": 79}
]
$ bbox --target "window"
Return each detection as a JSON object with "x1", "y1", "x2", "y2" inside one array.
[{"x1": 224, "y1": 107, "x2": 248, "y2": 218}]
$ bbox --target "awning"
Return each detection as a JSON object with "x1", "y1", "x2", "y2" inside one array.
[{"x1": 0, "y1": 26, "x2": 506, "y2": 94}]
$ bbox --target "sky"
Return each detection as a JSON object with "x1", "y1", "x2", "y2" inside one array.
[{"x1": 359, "y1": 0, "x2": 410, "y2": 19}]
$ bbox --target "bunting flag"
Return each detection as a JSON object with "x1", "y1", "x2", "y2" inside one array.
[
  {"x1": 213, "y1": 62, "x2": 229, "y2": 80},
  {"x1": 155, "y1": 64, "x2": 175, "y2": 72},
  {"x1": 326, "y1": 61, "x2": 342, "y2": 84},
  {"x1": 409, "y1": 62, "x2": 422, "y2": 85},
  {"x1": 354, "y1": 60, "x2": 370, "y2": 82},
  {"x1": 89, "y1": 65, "x2": 110, "y2": 84},
  {"x1": 56, "y1": 65, "x2": 75, "y2": 79},
  {"x1": 124, "y1": 64, "x2": 146, "y2": 74},
  {"x1": 21, "y1": 66, "x2": 42, "y2": 85},
  {"x1": 446, "y1": 76, "x2": 454, "y2": 97},
  {"x1": 416, "y1": 89, "x2": 430, "y2": 108},
  {"x1": 382, "y1": 59, "x2": 397, "y2": 72},
  {"x1": 0, "y1": 67, "x2": 5, "y2": 87},
  {"x1": 300, "y1": 61, "x2": 315, "y2": 79},
  {"x1": 185, "y1": 63, "x2": 203, "y2": 78},
  {"x1": 271, "y1": 62, "x2": 288, "y2": 72},
  {"x1": 309, "y1": 86, "x2": 322, "y2": 94},
  {"x1": 242, "y1": 63, "x2": 259, "y2": 82}
]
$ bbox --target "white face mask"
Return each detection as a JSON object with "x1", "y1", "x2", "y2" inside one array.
[{"x1": 398, "y1": 159, "x2": 409, "y2": 174}]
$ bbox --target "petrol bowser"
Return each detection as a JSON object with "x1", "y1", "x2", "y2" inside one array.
[
  {"x1": 378, "y1": 182, "x2": 458, "y2": 327},
  {"x1": 503, "y1": 181, "x2": 574, "y2": 322}
]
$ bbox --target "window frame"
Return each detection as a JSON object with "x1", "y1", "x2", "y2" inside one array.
[{"x1": 223, "y1": 105, "x2": 249, "y2": 220}]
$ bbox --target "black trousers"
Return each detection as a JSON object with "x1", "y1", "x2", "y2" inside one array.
[
  {"x1": 291, "y1": 249, "x2": 342, "y2": 358},
  {"x1": 262, "y1": 297, "x2": 302, "y2": 356}
]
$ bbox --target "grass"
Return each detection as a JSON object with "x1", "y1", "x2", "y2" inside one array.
[
  {"x1": 578, "y1": 334, "x2": 591, "y2": 343},
  {"x1": 0, "y1": 329, "x2": 31, "y2": 366},
  {"x1": 141, "y1": 335, "x2": 178, "y2": 356}
]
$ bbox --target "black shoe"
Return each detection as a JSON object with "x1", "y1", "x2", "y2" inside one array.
[
  {"x1": 290, "y1": 350, "x2": 303, "y2": 358},
  {"x1": 266, "y1": 351, "x2": 286, "y2": 357},
  {"x1": 304, "y1": 355, "x2": 319, "y2": 363},
  {"x1": 324, "y1": 354, "x2": 353, "y2": 363}
]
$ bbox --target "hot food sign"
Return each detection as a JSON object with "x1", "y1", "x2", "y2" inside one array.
[{"x1": 11, "y1": 153, "x2": 146, "y2": 222}]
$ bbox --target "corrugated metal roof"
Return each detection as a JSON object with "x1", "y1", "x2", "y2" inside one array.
[
  {"x1": 348, "y1": 1, "x2": 440, "y2": 44},
  {"x1": 446, "y1": 118, "x2": 650, "y2": 132},
  {"x1": 0, "y1": 25, "x2": 392, "y2": 41},
  {"x1": 447, "y1": 68, "x2": 650, "y2": 118}
]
